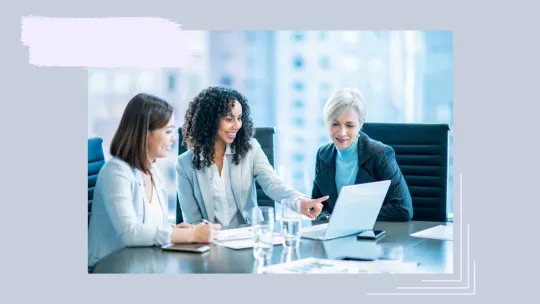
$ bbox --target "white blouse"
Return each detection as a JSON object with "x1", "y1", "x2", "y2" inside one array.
[
  {"x1": 144, "y1": 182, "x2": 164, "y2": 228},
  {"x1": 207, "y1": 150, "x2": 245, "y2": 227}
]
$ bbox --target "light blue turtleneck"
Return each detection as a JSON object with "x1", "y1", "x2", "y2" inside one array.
[{"x1": 335, "y1": 134, "x2": 360, "y2": 194}]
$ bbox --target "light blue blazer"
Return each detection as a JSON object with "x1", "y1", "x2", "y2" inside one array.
[
  {"x1": 88, "y1": 157, "x2": 172, "y2": 267},
  {"x1": 176, "y1": 138, "x2": 305, "y2": 225}
]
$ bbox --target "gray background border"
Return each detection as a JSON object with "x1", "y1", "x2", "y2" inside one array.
[{"x1": 5, "y1": 0, "x2": 539, "y2": 303}]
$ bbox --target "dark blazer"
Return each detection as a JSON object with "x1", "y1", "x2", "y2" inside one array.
[{"x1": 311, "y1": 131, "x2": 413, "y2": 222}]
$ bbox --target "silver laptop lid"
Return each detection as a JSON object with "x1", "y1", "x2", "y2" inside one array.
[{"x1": 323, "y1": 180, "x2": 391, "y2": 240}]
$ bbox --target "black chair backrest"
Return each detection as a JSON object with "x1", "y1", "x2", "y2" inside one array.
[
  {"x1": 88, "y1": 137, "x2": 105, "y2": 223},
  {"x1": 361, "y1": 122, "x2": 450, "y2": 222},
  {"x1": 176, "y1": 127, "x2": 276, "y2": 224}
]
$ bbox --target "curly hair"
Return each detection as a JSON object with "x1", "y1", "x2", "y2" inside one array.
[{"x1": 182, "y1": 86, "x2": 255, "y2": 170}]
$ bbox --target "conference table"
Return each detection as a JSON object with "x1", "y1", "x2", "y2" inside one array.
[{"x1": 92, "y1": 220, "x2": 453, "y2": 274}]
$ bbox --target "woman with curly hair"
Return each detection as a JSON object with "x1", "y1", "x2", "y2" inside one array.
[{"x1": 176, "y1": 86, "x2": 328, "y2": 227}]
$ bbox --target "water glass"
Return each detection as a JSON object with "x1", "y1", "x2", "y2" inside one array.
[
  {"x1": 280, "y1": 246, "x2": 302, "y2": 264},
  {"x1": 280, "y1": 198, "x2": 302, "y2": 249},
  {"x1": 252, "y1": 206, "x2": 275, "y2": 261},
  {"x1": 252, "y1": 257, "x2": 272, "y2": 274}
]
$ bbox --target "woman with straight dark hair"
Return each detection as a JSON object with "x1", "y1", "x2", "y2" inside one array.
[{"x1": 88, "y1": 93, "x2": 220, "y2": 269}]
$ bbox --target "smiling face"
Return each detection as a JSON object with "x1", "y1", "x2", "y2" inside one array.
[
  {"x1": 328, "y1": 107, "x2": 362, "y2": 150},
  {"x1": 147, "y1": 114, "x2": 177, "y2": 161},
  {"x1": 216, "y1": 100, "x2": 243, "y2": 146}
]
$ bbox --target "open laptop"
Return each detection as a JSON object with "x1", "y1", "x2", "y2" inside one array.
[{"x1": 301, "y1": 180, "x2": 391, "y2": 241}]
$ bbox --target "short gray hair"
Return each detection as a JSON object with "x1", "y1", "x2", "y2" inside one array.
[{"x1": 323, "y1": 88, "x2": 367, "y2": 126}]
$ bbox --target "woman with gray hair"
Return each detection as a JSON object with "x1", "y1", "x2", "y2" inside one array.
[{"x1": 311, "y1": 88, "x2": 413, "y2": 222}]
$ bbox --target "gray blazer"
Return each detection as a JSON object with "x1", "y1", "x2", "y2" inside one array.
[
  {"x1": 176, "y1": 138, "x2": 305, "y2": 225},
  {"x1": 88, "y1": 157, "x2": 172, "y2": 267}
]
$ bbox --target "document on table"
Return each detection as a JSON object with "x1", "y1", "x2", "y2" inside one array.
[
  {"x1": 411, "y1": 224, "x2": 453, "y2": 241},
  {"x1": 213, "y1": 226, "x2": 284, "y2": 249},
  {"x1": 214, "y1": 227, "x2": 254, "y2": 242},
  {"x1": 215, "y1": 235, "x2": 284, "y2": 250},
  {"x1": 259, "y1": 257, "x2": 419, "y2": 274}
]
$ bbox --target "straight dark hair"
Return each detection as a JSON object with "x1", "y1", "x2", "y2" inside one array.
[{"x1": 110, "y1": 93, "x2": 173, "y2": 175}]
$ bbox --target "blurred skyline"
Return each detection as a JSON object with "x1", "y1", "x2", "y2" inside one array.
[{"x1": 88, "y1": 30, "x2": 454, "y2": 223}]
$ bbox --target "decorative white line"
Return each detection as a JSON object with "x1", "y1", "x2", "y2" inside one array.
[
  {"x1": 397, "y1": 224, "x2": 470, "y2": 289},
  {"x1": 366, "y1": 260, "x2": 476, "y2": 296},
  {"x1": 367, "y1": 172, "x2": 478, "y2": 296},
  {"x1": 423, "y1": 172, "x2": 463, "y2": 282},
  {"x1": 473, "y1": 260, "x2": 476, "y2": 294}
]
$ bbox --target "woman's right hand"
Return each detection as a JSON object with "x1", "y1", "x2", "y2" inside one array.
[{"x1": 188, "y1": 224, "x2": 214, "y2": 243}]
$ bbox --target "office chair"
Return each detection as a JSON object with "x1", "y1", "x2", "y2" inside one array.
[
  {"x1": 362, "y1": 122, "x2": 450, "y2": 222},
  {"x1": 88, "y1": 137, "x2": 105, "y2": 224}
]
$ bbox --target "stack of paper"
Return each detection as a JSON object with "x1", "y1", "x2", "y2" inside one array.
[
  {"x1": 410, "y1": 224, "x2": 453, "y2": 241},
  {"x1": 259, "y1": 257, "x2": 419, "y2": 274},
  {"x1": 213, "y1": 227, "x2": 284, "y2": 249},
  {"x1": 215, "y1": 235, "x2": 284, "y2": 250},
  {"x1": 214, "y1": 227, "x2": 254, "y2": 242}
]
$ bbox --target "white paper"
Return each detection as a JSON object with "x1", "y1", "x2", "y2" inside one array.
[
  {"x1": 215, "y1": 235, "x2": 284, "y2": 249},
  {"x1": 214, "y1": 226, "x2": 254, "y2": 241},
  {"x1": 213, "y1": 226, "x2": 284, "y2": 248},
  {"x1": 261, "y1": 258, "x2": 357, "y2": 274},
  {"x1": 411, "y1": 224, "x2": 453, "y2": 241},
  {"x1": 259, "y1": 257, "x2": 419, "y2": 274}
]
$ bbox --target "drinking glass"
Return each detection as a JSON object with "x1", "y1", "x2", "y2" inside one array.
[
  {"x1": 252, "y1": 206, "x2": 275, "y2": 261},
  {"x1": 280, "y1": 199, "x2": 302, "y2": 249}
]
